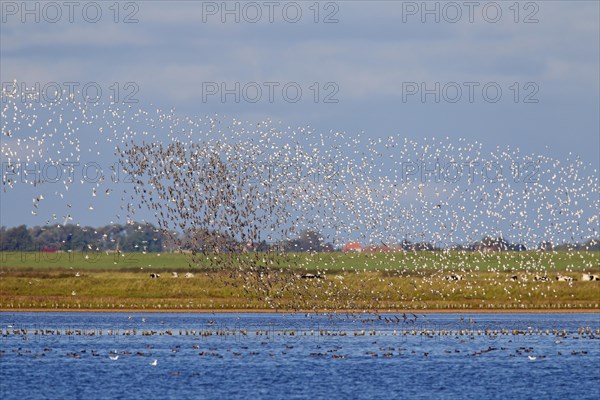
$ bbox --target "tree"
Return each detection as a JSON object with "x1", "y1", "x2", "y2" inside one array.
[
  {"x1": 285, "y1": 230, "x2": 323, "y2": 252},
  {"x1": 0, "y1": 225, "x2": 34, "y2": 251}
]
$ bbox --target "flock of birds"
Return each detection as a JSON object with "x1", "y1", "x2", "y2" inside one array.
[
  {"x1": 2, "y1": 82, "x2": 599, "y2": 310},
  {"x1": 2, "y1": 314, "x2": 598, "y2": 364}
]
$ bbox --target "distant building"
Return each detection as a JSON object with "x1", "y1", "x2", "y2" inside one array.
[{"x1": 342, "y1": 242, "x2": 362, "y2": 253}]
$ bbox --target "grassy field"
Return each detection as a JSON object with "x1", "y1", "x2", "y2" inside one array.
[
  {"x1": 1, "y1": 251, "x2": 599, "y2": 311},
  {"x1": 2, "y1": 250, "x2": 598, "y2": 272}
]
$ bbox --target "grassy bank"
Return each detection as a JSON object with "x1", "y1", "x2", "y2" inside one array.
[
  {"x1": 1, "y1": 250, "x2": 598, "y2": 272},
  {"x1": 1, "y1": 251, "x2": 598, "y2": 311}
]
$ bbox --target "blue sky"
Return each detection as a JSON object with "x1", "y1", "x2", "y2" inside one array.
[{"x1": 1, "y1": 1, "x2": 599, "y2": 241}]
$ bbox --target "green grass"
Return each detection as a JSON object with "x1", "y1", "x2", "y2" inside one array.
[
  {"x1": 1, "y1": 250, "x2": 598, "y2": 272},
  {"x1": 1, "y1": 251, "x2": 599, "y2": 311}
]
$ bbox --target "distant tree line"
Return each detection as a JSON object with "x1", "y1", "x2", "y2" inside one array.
[
  {"x1": 0, "y1": 224, "x2": 598, "y2": 252},
  {"x1": 0, "y1": 223, "x2": 163, "y2": 252},
  {"x1": 282, "y1": 230, "x2": 334, "y2": 252}
]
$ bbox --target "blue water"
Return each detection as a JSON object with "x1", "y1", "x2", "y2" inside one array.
[{"x1": 1, "y1": 312, "x2": 599, "y2": 400}]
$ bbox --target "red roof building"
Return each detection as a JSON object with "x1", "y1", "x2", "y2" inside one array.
[{"x1": 342, "y1": 242, "x2": 362, "y2": 253}]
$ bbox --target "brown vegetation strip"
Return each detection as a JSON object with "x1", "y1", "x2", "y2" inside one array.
[{"x1": 1, "y1": 308, "x2": 598, "y2": 314}]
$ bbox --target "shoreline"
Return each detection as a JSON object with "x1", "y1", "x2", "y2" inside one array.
[{"x1": 1, "y1": 308, "x2": 598, "y2": 314}]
